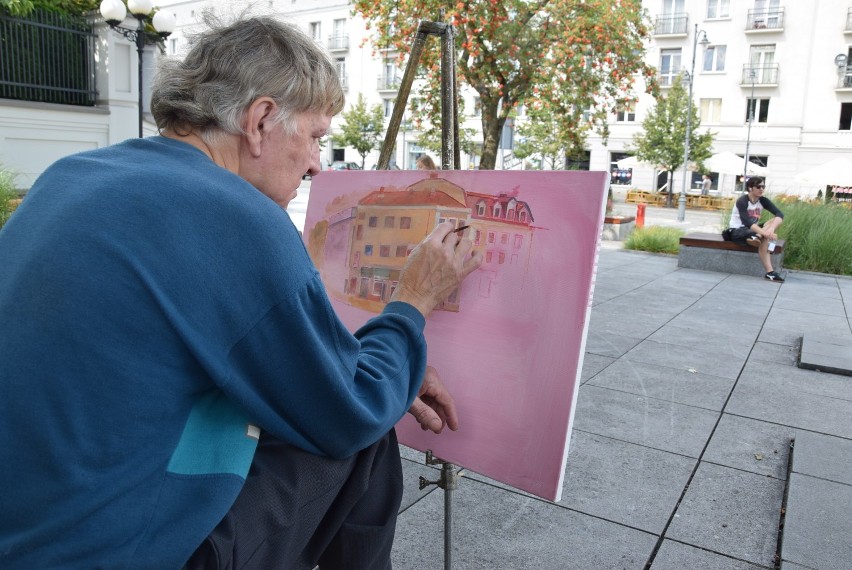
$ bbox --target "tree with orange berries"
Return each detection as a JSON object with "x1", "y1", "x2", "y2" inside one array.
[{"x1": 353, "y1": 0, "x2": 657, "y2": 169}]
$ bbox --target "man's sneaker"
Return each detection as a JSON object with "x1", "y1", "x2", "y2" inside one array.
[
  {"x1": 746, "y1": 234, "x2": 762, "y2": 245},
  {"x1": 764, "y1": 271, "x2": 785, "y2": 282}
]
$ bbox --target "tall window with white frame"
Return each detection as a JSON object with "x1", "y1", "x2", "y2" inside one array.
[
  {"x1": 332, "y1": 18, "x2": 347, "y2": 50},
  {"x1": 615, "y1": 104, "x2": 635, "y2": 122},
  {"x1": 746, "y1": 98, "x2": 770, "y2": 123},
  {"x1": 335, "y1": 58, "x2": 347, "y2": 90},
  {"x1": 659, "y1": 48, "x2": 682, "y2": 87},
  {"x1": 706, "y1": 0, "x2": 730, "y2": 19},
  {"x1": 700, "y1": 98, "x2": 722, "y2": 124},
  {"x1": 703, "y1": 45, "x2": 726, "y2": 72},
  {"x1": 749, "y1": 44, "x2": 776, "y2": 84},
  {"x1": 660, "y1": 0, "x2": 685, "y2": 34},
  {"x1": 309, "y1": 21, "x2": 321, "y2": 42}
]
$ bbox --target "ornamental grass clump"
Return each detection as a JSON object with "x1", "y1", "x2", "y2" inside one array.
[
  {"x1": 773, "y1": 199, "x2": 852, "y2": 276},
  {"x1": 624, "y1": 226, "x2": 684, "y2": 255}
]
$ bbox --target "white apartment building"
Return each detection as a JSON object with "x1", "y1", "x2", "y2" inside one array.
[{"x1": 597, "y1": 0, "x2": 852, "y2": 198}]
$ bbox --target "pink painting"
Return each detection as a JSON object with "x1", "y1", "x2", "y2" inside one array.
[{"x1": 303, "y1": 169, "x2": 607, "y2": 501}]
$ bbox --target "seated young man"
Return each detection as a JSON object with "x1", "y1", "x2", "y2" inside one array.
[{"x1": 726, "y1": 176, "x2": 785, "y2": 282}]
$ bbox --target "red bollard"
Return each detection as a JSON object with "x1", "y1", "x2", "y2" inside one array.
[{"x1": 636, "y1": 203, "x2": 646, "y2": 228}]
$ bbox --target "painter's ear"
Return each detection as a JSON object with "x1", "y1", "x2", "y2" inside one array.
[{"x1": 243, "y1": 97, "x2": 277, "y2": 158}]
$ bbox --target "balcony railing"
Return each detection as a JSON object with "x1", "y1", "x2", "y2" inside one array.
[
  {"x1": 654, "y1": 13, "x2": 688, "y2": 35},
  {"x1": 377, "y1": 75, "x2": 400, "y2": 91},
  {"x1": 0, "y1": 10, "x2": 97, "y2": 106},
  {"x1": 741, "y1": 64, "x2": 780, "y2": 85},
  {"x1": 746, "y1": 8, "x2": 785, "y2": 30},
  {"x1": 846, "y1": 8, "x2": 852, "y2": 31},
  {"x1": 328, "y1": 34, "x2": 349, "y2": 51}
]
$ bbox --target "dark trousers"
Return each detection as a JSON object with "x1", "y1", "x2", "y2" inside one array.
[{"x1": 185, "y1": 429, "x2": 403, "y2": 569}]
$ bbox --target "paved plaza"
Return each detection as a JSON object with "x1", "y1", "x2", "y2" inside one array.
[{"x1": 292, "y1": 184, "x2": 852, "y2": 570}]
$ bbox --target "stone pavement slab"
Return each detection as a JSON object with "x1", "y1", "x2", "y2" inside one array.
[
  {"x1": 652, "y1": 539, "x2": 768, "y2": 570},
  {"x1": 648, "y1": 322, "x2": 755, "y2": 361},
  {"x1": 666, "y1": 462, "x2": 785, "y2": 567},
  {"x1": 573, "y1": 385, "x2": 719, "y2": 457},
  {"x1": 781, "y1": 473, "x2": 852, "y2": 570},
  {"x1": 585, "y1": 358, "x2": 735, "y2": 411},
  {"x1": 559, "y1": 431, "x2": 695, "y2": 534},
  {"x1": 726, "y1": 360, "x2": 852, "y2": 439},
  {"x1": 791, "y1": 431, "x2": 852, "y2": 486},
  {"x1": 799, "y1": 333, "x2": 852, "y2": 376},
  {"x1": 703, "y1": 414, "x2": 795, "y2": 479},
  {"x1": 583, "y1": 330, "x2": 645, "y2": 359},
  {"x1": 391, "y1": 473, "x2": 658, "y2": 569},
  {"x1": 623, "y1": 339, "x2": 747, "y2": 380},
  {"x1": 579, "y1": 352, "x2": 616, "y2": 382},
  {"x1": 750, "y1": 341, "x2": 800, "y2": 366},
  {"x1": 759, "y1": 307, "x2": 852, "y2": 347}
]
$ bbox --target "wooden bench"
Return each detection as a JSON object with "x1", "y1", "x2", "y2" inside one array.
[{"x1": 677, "y1": 232, "x2": 785, "y2": 277}]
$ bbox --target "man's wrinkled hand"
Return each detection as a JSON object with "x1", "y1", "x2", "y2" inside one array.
[{"x1": 408, "y1": 366, "x2": 459, "y2": 434}]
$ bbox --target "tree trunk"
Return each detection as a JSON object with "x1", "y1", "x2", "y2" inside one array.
[{"x1": 478, "y1": 98, "x2": 505, "y2": 170}]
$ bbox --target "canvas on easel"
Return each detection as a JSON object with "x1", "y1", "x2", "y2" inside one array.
[{"x1": 303, "y1": 168, "x2": 606, "y2": 501}]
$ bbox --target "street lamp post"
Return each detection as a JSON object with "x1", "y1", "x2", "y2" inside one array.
[
  {"x1": 743, "y1": 69, "x2": 756, "y2": 189},
  {"x1": 678, "y1": 23, "x2": 709, "y2": 222},
  {"x1": 99, "y1": 0, "x2": 175, "y2": 138}
]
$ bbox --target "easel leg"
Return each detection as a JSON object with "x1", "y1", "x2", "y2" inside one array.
[{"x1": 419, "y1": 451, "x2": 462, "y2": 570}]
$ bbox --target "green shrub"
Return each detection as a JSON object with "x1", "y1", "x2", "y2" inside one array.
[
  {"x1": 624, "y1": 226, "x2": 684, "y2": 255},
  {"x1": 773, "y1": 199, "x2": 852, "y2": 276},
  {"x1": 0, "y1": 165, "x2": 20, "y2": 229}
]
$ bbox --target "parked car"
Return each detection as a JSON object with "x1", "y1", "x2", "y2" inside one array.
[{"x1": 329, "y1": 161, "x2": 362, "y2": 171}]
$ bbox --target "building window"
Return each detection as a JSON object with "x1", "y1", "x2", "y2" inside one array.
[
  {"x1": 514, "y1": 235, "x2": 523, "y2": 249},
  {"x1": 472, "y1": 97, "x2": 481, "y2": 116},
  {"x1": 356, "y1": 224, "x2": 364, "y2": 240},
  {"x1": 384, "y1": 216, "x2": 395, "y2": 228},
  {"x1": 659, "y1": 49, "x2": 682, "y2": 87},
  {"x1": 379, "y1": 245, "x2": 390, "y2": 257},
  {"x1": 703, "y1": 45, "x2": 726, "y2": 72},
  {"x1": 364, "y1": 244, "x2": 373, "y2": 256},
  {"x1": 706, "y1": 0, "x2": 730, "y2": 19},
  {"x1": 309, "y1": 21, "x2": 321, "y2": 42},
  {"x1": 609, "y1": 152, "x2": 633, "y2": 186},
  {"x1": 839, "y1": 103, "x2": 852, "y2": 130},
  {"x1": 500, "y1": 233, "x2": 508, "y2": 245},
  {"x1": 395, "y1": 245, "x2": 408, "y2": 257},
  {"x1": 474, "y1": 230, "x2": 481, "y2": 245},
  {"x1": 498, "y1": 252, "x2": 506, "y2": 264},
  {"x1": 615, "y1": 106, "x2": 636, "y2": 122},
  {"x1": 487, "y1": 231, "x2": 495, "y2": 244},
  {"x1": 519, "y1": 210, "x2": 527, "y2": 222},
  {"x1": 476, "y1": 200, "x2": 486, "y2": 215},
  {"x1": 746, "y1": 98, "x2": 770, "y2": 123},
  {"x1": 565, "y1": 150, "x2": 591, "y2": 171},
  {"x1": 485, "y1": 252, "x2": 493, "y2": 263},
  {"x1": 382, "y1": 99, "x2": 394, "y2": 118},
  {"x1": 493, "y1": 204, "x2": 502, "y2": 218},
  {"x1": 400, "y1": 216, "x2": 411, "y2": 229},
  {"x1": 700, "y1": 98, "x2": 722, "y2": 123},
  {"x1": 368, "y1": 216, "x2": 378, "y2": 227}
]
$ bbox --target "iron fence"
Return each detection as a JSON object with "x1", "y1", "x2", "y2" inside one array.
[{"x1": 0, "y1": 9, "x2": 97, "y2": 106}]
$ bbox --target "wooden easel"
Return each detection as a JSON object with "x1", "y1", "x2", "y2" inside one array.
[
  {"x1": 376, "y1": 21, "x2": 462, "y2": 570},
  {"x1": 376, "y1": 21, "x2": 460, "y2": 171}
]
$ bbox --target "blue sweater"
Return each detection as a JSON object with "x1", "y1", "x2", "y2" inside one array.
[{"x1": 0, "y1": 137, "x2": 426, "y2": 568}]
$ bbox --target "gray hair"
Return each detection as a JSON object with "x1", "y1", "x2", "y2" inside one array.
[{"x1": 151, "y1": 14, "x2": 345, "y2": 142}]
